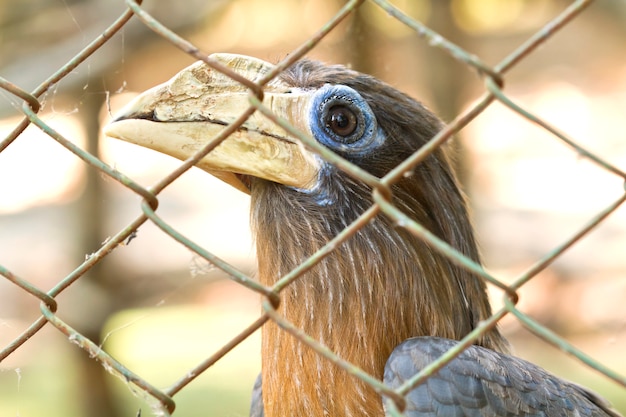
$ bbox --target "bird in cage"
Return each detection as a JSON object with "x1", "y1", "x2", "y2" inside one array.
[{"x1": 104, "y1": 53, "x2": 622, "y2": 417}]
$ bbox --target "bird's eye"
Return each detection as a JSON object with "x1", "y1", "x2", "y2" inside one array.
[
  {"x1": 326, "y1": 105, "x2": 358, "y2": 138},
  {"x1": 318, "y1": 95, "x2": 365, "y2": 145},
  {"x1": 310, "y1": 84, "x2": 380, "y2": 154}
]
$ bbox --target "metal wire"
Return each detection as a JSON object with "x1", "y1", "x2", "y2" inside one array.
[{"x1": 1, "y1": 0, "x2": 625, "y2": 415}]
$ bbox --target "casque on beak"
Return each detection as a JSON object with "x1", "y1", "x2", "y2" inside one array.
[{"x1": 104, "y1": 53, "x2": 319, "y2": 194}]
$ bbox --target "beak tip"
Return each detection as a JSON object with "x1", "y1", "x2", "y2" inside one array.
[{"x1": 102, "y1": 123, "x2": 117, "y2": 139}]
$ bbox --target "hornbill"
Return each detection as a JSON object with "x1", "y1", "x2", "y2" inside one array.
[{"x1": 104, "y1": 53, "x2": 622, "y2": 417}]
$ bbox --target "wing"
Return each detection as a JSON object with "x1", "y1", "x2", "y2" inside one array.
[
  {"x1": 383, "y1": 337, "x2": 622, "y2": 417},
  {"x1": 250, "y1": 373, "x2": 264, "y2": 417}
]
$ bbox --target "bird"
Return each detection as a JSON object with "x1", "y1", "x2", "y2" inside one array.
[{"x1": 104, "y1": 53, "x2": 622, "y2": 417}]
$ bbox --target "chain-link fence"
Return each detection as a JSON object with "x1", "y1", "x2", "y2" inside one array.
[{"x1": 1, "y1": 0, "x2": 625, "y2": 415}]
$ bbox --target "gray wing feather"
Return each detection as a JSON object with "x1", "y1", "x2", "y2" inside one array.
[
  {"x1": 250, "y1": 373, "x2": 264, "y2": 417},
  {"x1": 383, "y1": 337, "x2": 622, "y2": 417},
  {"x1": 249, "y1": 338, "x2": 621, "y2": 416}
]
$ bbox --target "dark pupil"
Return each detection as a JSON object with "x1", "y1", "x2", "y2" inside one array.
[{"x1": 327, "y1": 105, "x2": 357, "y2": 137}]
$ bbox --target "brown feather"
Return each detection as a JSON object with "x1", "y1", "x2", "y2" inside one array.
[{"x1": 252, "y1": 59, "x2": 508, "y2": 416}]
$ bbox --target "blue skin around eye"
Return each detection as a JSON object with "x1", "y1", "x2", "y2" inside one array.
[
  {"x1": 308, "y1": 84, "x2": 384, "y2": 157},
  {"x1": 291, "y1": 84, "x2": 386, "y2": 205}
]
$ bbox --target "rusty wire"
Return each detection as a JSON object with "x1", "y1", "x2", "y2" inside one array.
[{"x1": 1, "y1": 0, "x2": 625, "y2": 415}]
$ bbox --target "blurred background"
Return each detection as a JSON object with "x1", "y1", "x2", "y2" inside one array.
[{"x1": 1, "y1": 0, "x2": 625, "y2": 416}]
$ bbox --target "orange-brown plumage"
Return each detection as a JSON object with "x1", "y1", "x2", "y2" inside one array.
[
  {"x1": 105, "y1": 53, "x2": 621, "y2": 417},
  {"x1": 251, "y1": 59, "x2": 506, "y2": 416}
]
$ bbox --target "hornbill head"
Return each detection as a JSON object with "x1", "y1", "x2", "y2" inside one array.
[{"x1": 105, "y1": 53, "x2": 508, "y2": 416}]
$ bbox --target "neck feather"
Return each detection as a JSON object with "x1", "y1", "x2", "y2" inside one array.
[{"x1": 251, "y1": 172, "x2": 507, "y2": 416}]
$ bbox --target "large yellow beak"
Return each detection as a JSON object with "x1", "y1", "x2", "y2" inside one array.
[{"x1": 103, "y1": 53, "x2": 319, "y2": 194}]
